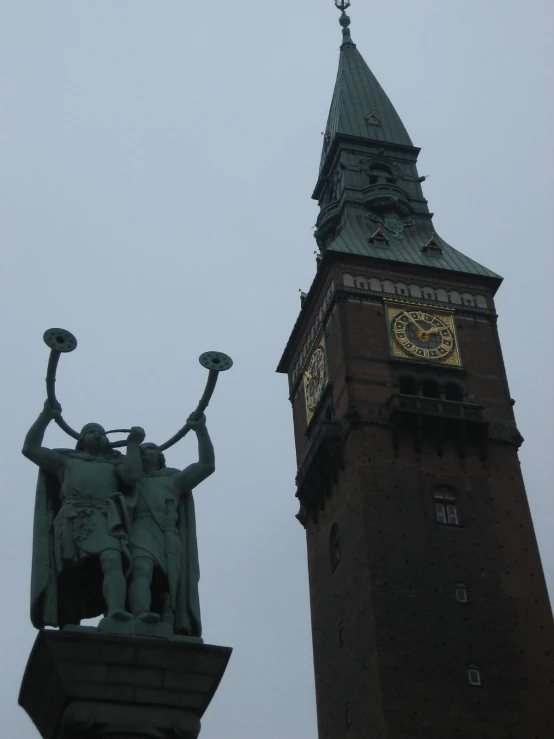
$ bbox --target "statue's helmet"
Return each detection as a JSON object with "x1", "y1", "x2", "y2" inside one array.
[
  {"x1": 76, "y1": 423, "x2": 108, "y2": 452},
  {"x1": 140, "y1": 442, "x2": 166, "y2": 470}
]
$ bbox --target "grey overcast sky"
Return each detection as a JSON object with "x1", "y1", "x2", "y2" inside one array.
[{"x1": 1, "y1": 1, "x2": 553, "y2": 737}]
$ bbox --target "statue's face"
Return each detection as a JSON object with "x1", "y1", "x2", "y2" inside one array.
[
  {"x1": 140, "y1": 445, "x2": 164, "y2": 471},
  {"x1": 81, "y1": 425, "x2": 110, "y2": 454}
]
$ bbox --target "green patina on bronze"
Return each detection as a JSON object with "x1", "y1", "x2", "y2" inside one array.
[
  {"x1": 312, "y1": 4, "x2": 501, "y2": 285},
  {"x1": 22, "y1": 329, "x2": 231, "y2": 638}
]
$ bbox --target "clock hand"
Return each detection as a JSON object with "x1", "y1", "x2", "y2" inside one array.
[
  {"x1": 404, "y1": 312, "x2": 442, "y2": 339},
  {"x1": 419, "y1": 326, "x2": 440, "y2": 341},
  {"x1": 403, "y1": 312, "x2": 431, "y2": 341},
  {"x1": 403, "y1": 312, "x2": 423, "y2": 331}
]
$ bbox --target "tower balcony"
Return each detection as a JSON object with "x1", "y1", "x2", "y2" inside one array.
[
  {"x1": 295, "y1": 420, "x2": 343, "y2": 524},
  {"x1": 387, "y1": 392, "x2": 488, "y2": 457},
  {"x1": 362, "y1": 183, "x2": 412, "y2": 215},
  {"x1": 314, "y1": 201, "x2": 341, "y2": 248},
  {"x1": 388, "y1": 392, "x2": 486, "y2": 422}
]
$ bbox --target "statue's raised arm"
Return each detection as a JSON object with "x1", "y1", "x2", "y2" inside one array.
[
  {"x1": 175, "y1": 413, "x2": 215, "y2": 492},
  {"x1": 23, "y1": 402, "x2": 144, "y2": 629},
  {"x1": 22, "y1": 400, "x2": 65, "y2": 477},
  {"x1": 22, "y1": 328, "x2": 231, "y2": 639},
  {"x1": 127, "y1": 413, "x2": 216, "y2": 637}
]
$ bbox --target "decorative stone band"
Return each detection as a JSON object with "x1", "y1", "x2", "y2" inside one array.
[{"x1": 342, "y1": 272, "x2": 489, "y2": 309}]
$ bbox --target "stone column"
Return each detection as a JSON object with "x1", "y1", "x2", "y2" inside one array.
[{"x1": 19, "y1": 630, "x2": 232, "y2": 739}]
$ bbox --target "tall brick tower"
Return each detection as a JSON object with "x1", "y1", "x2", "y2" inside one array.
[{"x1": 277, "y1": 5, "x2": 554, "y2": 738}]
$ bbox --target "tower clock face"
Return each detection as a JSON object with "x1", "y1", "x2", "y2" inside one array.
[
  {"x1": 304, "y1": 346, "x2": 327, "y2": 415},
  {"x1": 390, "y1": 308, "x2": 459, "y2": 363},
  {"x1": 305, "y1": 348, "x2": 326, "y2": 410}
]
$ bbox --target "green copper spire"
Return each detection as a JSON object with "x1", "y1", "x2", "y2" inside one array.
[
  {"x1": 312, "y1": 3, "x2": 501, "y2": 285},
  {"x1": 321, "y1": 2, "x2": 413, "y2": 172}
]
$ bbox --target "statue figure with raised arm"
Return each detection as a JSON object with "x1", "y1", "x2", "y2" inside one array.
[
  {"x1": 127, "y1": 413, "x2": 215, "y2": 637},
  {"x1": 18, "y1": 329, "x2": 234, "y2": 739},
  {"x1": 22, "y1": 400, "x2": 145, "y2": 628}
]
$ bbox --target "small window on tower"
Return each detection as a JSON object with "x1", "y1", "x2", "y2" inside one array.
[
  {"x1": 345, "y1": 702, "x2": 352, "y2": 729},
  {"x1": 399, "y1": 376, "x2": 417, "y2": 395},
  {"x1": 339, "y1": 621, "x2": 345, "y2": 648},
  {"x1": 422, "y1": 379, "x2": 440, "y2": 399},
  {"x1": 455, "y1": 583, "x2": 469, "y2": 603},
  {"x1": 445, "y1": 383, "x2": 464, "y2": 402},
  {"x1": 434, "y1": 488, "x2": 460, "y2": 527},
  {"x1": 468, "y1": 665, "x2": 482, "y2": 686},
  {"x1": 330, "y1": 523, "x2": 341, "y2": 572},
  {"x1": 368, "y1": 163, "x2": 395, "y2": 186}
]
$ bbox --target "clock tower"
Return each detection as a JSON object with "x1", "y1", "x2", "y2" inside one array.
[{"x1": 277, "y1": 5, "x2": 554, "y2": 738}]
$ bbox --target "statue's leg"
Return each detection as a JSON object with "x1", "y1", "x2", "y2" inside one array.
[
  {"x1": 99, "y1": 549, "x2": 131, "y2": 619},
  {"x1": 128, "y1": 556, "x2": 157, "y2": 620}
]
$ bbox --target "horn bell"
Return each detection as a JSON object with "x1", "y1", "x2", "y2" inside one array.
[
  {"x1": 199, "y1": 351, "x2": 233, "y2": 372},
  {"x1": 43, "y1": 328, "x2": 78, "y2": 353}
]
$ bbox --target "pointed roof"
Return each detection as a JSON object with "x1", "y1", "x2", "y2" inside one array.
[
  {"x1": 315, "y1": 8, "x2": 501, "y2": 286},
  {"x1": 326, "y1": 213, "x2": 502, "y2": 282},
  {"x1": 321, "y1": 13, "x2": 413, "y2": 170}
]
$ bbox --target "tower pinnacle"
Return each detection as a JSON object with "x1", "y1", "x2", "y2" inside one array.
[
  {"x1": 313, "y1": 3, "x2": 501, "y2": 284},
  {"x1": 334, "y1": 0, "x2": 351, "y2": 12},
  {"x1": 335, "y1": 0, "x2": 354, "y2": 45}
]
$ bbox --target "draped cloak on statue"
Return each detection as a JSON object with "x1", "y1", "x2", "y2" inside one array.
[
  {"x1": 129, "y1": 467, "x2": 201, "y2": 638},
  {"x1": 30, "y1": 449, "x2": 131, "y2": 629}
]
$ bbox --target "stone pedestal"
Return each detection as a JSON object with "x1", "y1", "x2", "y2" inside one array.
[{"x1": 19, "y1": 629, "x2": 232, "y2": 739}]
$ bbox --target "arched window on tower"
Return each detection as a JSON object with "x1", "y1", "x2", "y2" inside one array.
[
  {"x1": 422, "y1": 379, "x2": 440, "y2": 399},
  {"x1": 330, "y1": 523, "x2": 341, "y2": 572},
  {"x1": 434, "y1": 487, "x2": 460, "y2": 526},
  {"x1": 445, "y1": 382, "x2": 464, "y2": 402},
  {"x1": 399, "y1": 376, "x2": 418, "y2": 395},
  {"x1": 455, "y1": 582, "x2": 469, "y2": 603},
  {"x1": 368, "y1": 163, "x2": 396, "y2": 186},
  {"x1": 345, "y1": 702, "x2": 352, "y2": 729}
]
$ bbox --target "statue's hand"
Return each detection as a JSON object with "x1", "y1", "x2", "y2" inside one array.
[
  {"x1": 127, "y1": 426, "x2": 146, "y2": 445},
  {"x1": 42, "y1": 399, "x2": 62, "y2": 419},
  {"x1": 186, "y1": 412, "x2": 207, "y2": 431}
]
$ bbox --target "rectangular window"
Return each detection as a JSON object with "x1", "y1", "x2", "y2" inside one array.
[
  {"x1": 435, "y1": 503, "x2": 447, "y2": 524},
  {"x1": 435, "y1": 502, "x2": 460, "y2": 526},
  {"x1": 455, "y1": 585, "x2": 468, "y2": 603},
  {"x1": 345, "y1": 703, "x2": 352, "y2": 729},
  {"x1": 468, "y1": 668, "x2": 482, "y2": 686},
  {"x1": 446, "y1": 504, "x2": 459, "y2": 525}
]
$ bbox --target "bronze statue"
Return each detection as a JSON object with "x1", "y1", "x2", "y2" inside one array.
[
  {"x1": 23, "y1": 404, "x2": 144, "y2": 627},
  {"x1": 22, "y1": 328, "x2": 232, "y2": 636},
  {"x1": 128, "y1": 414, "x2": 215, "y2": 637}
]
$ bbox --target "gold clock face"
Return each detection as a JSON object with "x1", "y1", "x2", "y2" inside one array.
[
  {"x1": 304, "y1": 347, "x2": 326, "y2": 413},
  {"x1": 391, "y1": 309, "x2": 457, "y2": 362}
]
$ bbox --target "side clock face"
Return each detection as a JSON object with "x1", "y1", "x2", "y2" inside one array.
[
  {"x1": 304, "y1": 347, "x2": 326, "y2": 411},
  {"x1": 392, "y1": 310, "x2": 455, "y2": 360}
]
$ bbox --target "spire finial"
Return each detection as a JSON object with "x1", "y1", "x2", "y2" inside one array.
[
  {"x1": 335, "y1": 0, "x2": 351, "y2": 12},
  {"x1": 334, "y1": 1, "x2": 354, "y2": 46}
]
